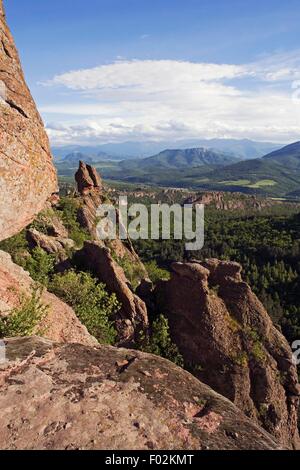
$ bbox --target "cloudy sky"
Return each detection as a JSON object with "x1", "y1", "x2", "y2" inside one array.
[{"x1": 5, "y1": 0, "x2": 300, "y2": 145}]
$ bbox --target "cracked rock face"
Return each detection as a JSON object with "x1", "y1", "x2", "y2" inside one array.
[
  {"x1": 0, "y1": 337, "x2": 283, "y2": 450},
  {"x1": 0, "y1": 0, "x2": 57, "y2": 241}
]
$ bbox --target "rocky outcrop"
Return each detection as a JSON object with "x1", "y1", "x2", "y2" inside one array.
[
  {"x1": 75, "y1": 161, "x2": 103, "y2": 237},
  {"x1": 26, "y1": 228, "x2": 74, "y2": 262},
  {"x1": 0, "y1": 1, "x2": 57, "y2": 241},
  {"x1": 75, "y1": 161, "x2": 147, "y2": 275},
  {"x1": 0, "y1": 250, "x2": 97, "y2": 347},
  {"x1": 157, "y1": 259, "x2": 300, "y2": 449},
  {"x1": 184, "y1": 192, "x2": 273, "y2": 211},
  {"x1": 0, "y1": 336, "x2": 283, "y2": 450},
  {"x1": 75, "y1": 241, "x2": 148, "y2": 345},
  {"x1": 75, "y1": 161, "x2": 102, "y2": 195}
]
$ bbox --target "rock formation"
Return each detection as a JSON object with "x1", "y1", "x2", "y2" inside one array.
[
  {"x1": 0, "y1": 336, "x2": 283, "y2": 450},
  {"x1": 0, "y1": 250, "x2": 97, "y2": 347},
  {"x1": 156, "y1": 259, "x2": 300, "y2": 448},
  {"x1": 75, "y1": 162, "x2": 147, "y2": 276},
  {"x1": 75, "y1": 241, "x2": 148, "y2": 345},
  {"x1": 26, "y1": 228, "x2": 74, "y2": 262},
  {"x1": 183, "y1": 192, "x2": 273, "y2": 211},
  {"x1": 0, "y1": 1, "x2": 57, "y2": 241}
]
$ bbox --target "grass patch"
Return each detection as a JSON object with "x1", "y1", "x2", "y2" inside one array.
[{"x1": 248, "y1": 179, "x2": 277, "y2": 189}]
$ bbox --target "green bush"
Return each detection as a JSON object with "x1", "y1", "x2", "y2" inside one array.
[
  {"x1": 115, "y1": 254, "x2": 146, "y2": 290},
  {"x1": 49, "y1": 271, "x2": 119, "y2": 344},
  {"x1": 0, "y1": 231, "x2": 28, "y2": 263},
  {"x1": 141, "y1": 314, "x2": 184, "y2": 367},
  {"x1": 22, "y1": 248, "x2": 56, "y2": 286},
  {"x1": 0, "y1": 289, "x2": 47, "y2": 338},
  {"x1": 57, "y1": 197, "x2": 91, "y2": 248},
  {"x1": 145, "y1": 261, "x2": 170, "y2": 283},
  {"x1": 30, "y1": 209, "x2": 57, "y2": 235}
]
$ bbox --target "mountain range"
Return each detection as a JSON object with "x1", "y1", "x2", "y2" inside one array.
[
  {"x1": 119, "y1": 147, "x2": 239, "y2": 171},
  {"x1": 55, "y1": 140, "x2": 300, "y2": 198},
  {"x1": 52, "y1": 138, "x2": 281, "y2": 161}
]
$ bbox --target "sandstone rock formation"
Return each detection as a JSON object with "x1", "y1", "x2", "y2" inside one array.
[
  {"x1": 156, "y1": 259, "x2": 300, "y2": 449},
  {"x1": 0, "y1": 336, "x2": 283, "y2": 450},
  {"x1": 75, "y1": 161, "x2": 103, "y2": 237},
  {"x1": 0, "y1": 1, "x2": 57, "y2": 241},
  {"x1": 75, "y1": 241, "x2": 148, "y2": 345},
  {"x1": 75, "y1": 161, "x2": 148, "y2": 277},
  {"x1": 0, "y1": 250, "x2": 97, "y2": 347},
  {"x1": 27, "y1": 228, "x2": 74, "y2": 262}
]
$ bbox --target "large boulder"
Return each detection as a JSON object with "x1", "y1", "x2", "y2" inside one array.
[
  {"x1": 0, "y1": 336, "x2": 283, "y2": 450},
  {"x1": 75, "y1": 241, "x2": 148, "y2": 345},
  {"x1": 156, "y1": 259, "x2": 300, "y2": 448},
  {"x1": 0, "y1": 250, "x2": 97, "y2": 347},
  {"x1": 0, "y1": 0, "x2": 57, "y2": 241}
]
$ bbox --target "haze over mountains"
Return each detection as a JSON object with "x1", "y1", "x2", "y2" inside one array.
[{"x1": 52, "y1": 138, "x2": 281, "y2": 162}]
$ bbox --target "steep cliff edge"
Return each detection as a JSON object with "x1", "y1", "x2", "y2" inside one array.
[
  {"x1": 0, "y1": 336, "x2": 282, "y2": 450},
  {"x1": 0, "y1": 1, "x2": 57, "y2": 241},
  {"x1": 156, "y1": 259, "x2": 300, "y2": 448}
]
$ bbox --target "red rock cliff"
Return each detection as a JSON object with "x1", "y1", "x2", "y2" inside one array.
[{"x1": 0, "y1": 0, "x2": 57, "y2": 241}]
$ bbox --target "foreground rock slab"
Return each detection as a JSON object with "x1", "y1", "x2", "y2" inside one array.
[
  {"x1": 0, "y1": 337, "x2": 283, "y2": 450},
  {"x1": 0, "y1": 1, "x2": 57, "y2": 241}
]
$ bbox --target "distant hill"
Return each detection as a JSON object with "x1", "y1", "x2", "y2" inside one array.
[
  {"x1": 54, "y1": 140, "x2": 300, "y2": 198},
  {"x1": 262, "y1": 141, "x2": 300, "y2": 167},
  {"x1": 120, "y1": 148, "x2": 240, "y2": 171},
  {"x1": 62, "y1": 152, "x2": 94, "y2": 165},
  {"x1": 199, "y1": 141, "x2": 300, "y2": 196}
]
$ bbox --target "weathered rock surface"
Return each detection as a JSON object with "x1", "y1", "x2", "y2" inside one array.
[
  {"x1": 75, "y1": 241, "x2": 148, "y2": 345},
  {"x1": 156, "y1": 259, "x2": 300, "y2": 448},
  {"x1": 27, "y1": 228, "x2": 74, "y2": 262},
  {"x1": 0, "y1": 1, "x2": 57, "y2": 241},
  {"x1": 0, "y1": 336, "x2": 283, "y2": 450},
  {"x1": 0, "y1": 250, "x2": 97, "y2": 347}
]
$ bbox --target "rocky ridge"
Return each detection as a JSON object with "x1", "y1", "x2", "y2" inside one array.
[{"x1": 156, "y1": 259, "x2": 300, "y2": 448}]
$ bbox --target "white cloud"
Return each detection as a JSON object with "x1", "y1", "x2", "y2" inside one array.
[{"x1": 41, "y1": 57, "x2": 300, "y2": 145}]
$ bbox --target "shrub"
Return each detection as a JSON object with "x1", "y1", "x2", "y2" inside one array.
[
  {"x1": 0, "y1": 289, "x2": 47, "y2": 338},
  {"x1": 0, "y1": 231, "x2": 28, "y2": 263},
  {"x1": 58, "y1": 197, "x2": 91, "y2": 248},
  {"x1": 141, "y1": 314, "x2": 184, "y2": 367},
  {"x1": 115, "y1": 254, "x2": 146, "y2": 290},
  {"x1": 245, "y1": 328, "x2": 266, "y2": 363},
  {"x1": 30, "y1": 209, "x2": 57, "y2": 235},
  {"x1": 145, "y1": 261, "x2": 170, "y2": 283},
  {"x1": 22, "y1": 248, "x2": 56, "y2": 286},
  {"x1": 49, "y1": 271, "x2": 119, "y2": 344}
]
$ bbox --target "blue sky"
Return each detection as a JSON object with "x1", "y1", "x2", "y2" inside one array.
[{"x1": 5, "y1": 0, "x2": 300, "y2": 145}]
